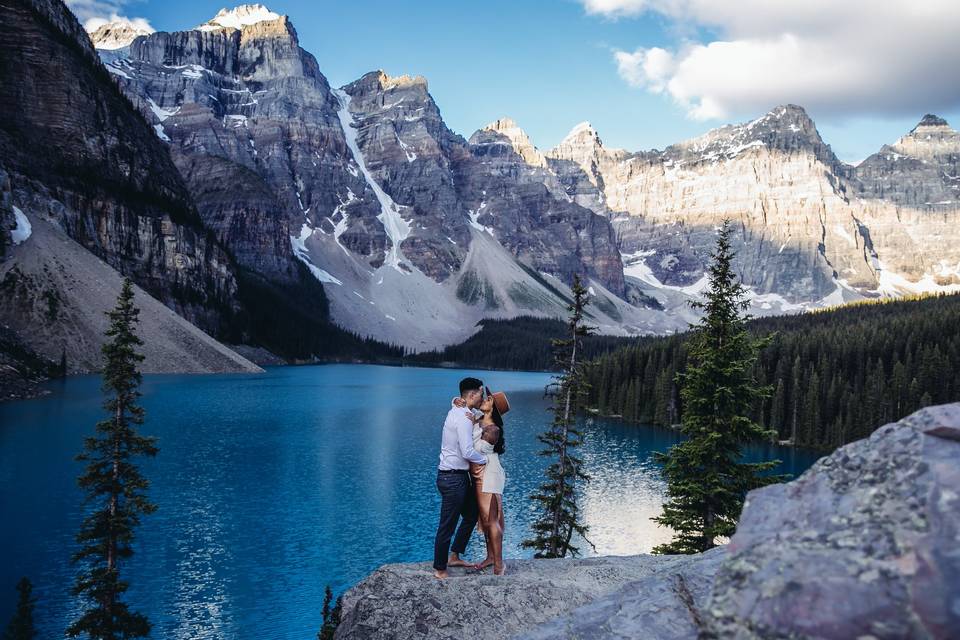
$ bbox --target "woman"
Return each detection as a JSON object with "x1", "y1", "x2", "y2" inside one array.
[{"x1": 454, "y1": 387, "x2": 509, "y2": 575}]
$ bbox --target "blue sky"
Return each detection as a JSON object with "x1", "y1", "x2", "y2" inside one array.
[{"x1": 69, "y1": 0, "x2": 960, "y2": 163}]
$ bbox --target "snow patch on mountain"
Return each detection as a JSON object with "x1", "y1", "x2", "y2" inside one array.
[
  {"x1": 196, "y1": 5, "x2": 280, "y2": 31},
  {"x1": 146, "y1": 98, "x2": 178, "y2": 122},
  {"x1": 290, "y1": 224, "x2": 342, "y2": 285},
  {"x1": 395, "y1": 132, "x2": 417, "y2": 162},
  {"x1": 11, "y1": 207, "x2": 31, "y2": 245},
  {"x1": 622, "y1": 250, "x2": 708, "y2": 295},
  {"x1": 873, "y1": 260, "x2": 960, "y2": 297},
  {"x1": 334, "y1": 88, "x2": 412, "y2": 272}
]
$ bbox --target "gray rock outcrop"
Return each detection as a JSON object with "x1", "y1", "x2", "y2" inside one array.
[
  {"x1": 336, "y1": 403, "x2": 960, "y2": 639},
  {"x1": 703, "y1": 402, "x2": 960, "y2": 639}
]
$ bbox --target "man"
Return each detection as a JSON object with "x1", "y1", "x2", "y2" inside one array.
[{"x1": 433, "y1": 377, "x2": 487, "y2": 579}]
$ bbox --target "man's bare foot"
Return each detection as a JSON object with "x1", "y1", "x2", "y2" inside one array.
[
  {"x1": 493, "y1": 562, "x2": 506, "y2": 576},
  {"x1": 447, "y1": 554, "x2": 471, "y2": 567},
  {"x1": 433, "y1": 569, "x2": 449, "y2": 579}
]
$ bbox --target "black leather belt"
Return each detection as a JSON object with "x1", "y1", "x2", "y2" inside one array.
[{"x1": 438, "y1": 468, "x2": 468, "y2": 474}]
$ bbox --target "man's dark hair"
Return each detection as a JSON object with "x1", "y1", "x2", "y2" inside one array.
[{"x1": 459, "y1": 377, "x2": 483, "y2": 396}]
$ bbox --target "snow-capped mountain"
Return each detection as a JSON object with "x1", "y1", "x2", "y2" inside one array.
[
  {"x1": 86, "y1": 18, "x2": 153, "y2": 50},
  {"x1": 79, "y1": 3, "x2": 960, "y2": 349},
  {"x1": 195, "y1": 4, "x2": 280, "y2": 31},
  {"x1": 88, "y1": 6, "x2": 667, "y2": 350}
]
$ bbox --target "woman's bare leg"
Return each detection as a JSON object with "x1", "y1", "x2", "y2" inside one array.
[
  {"x1": 488, "y1": 495, "x2": 505, "y2": 574},
  {"x1": 474, "y1": 480, "x2": 496, "y2": 569}
]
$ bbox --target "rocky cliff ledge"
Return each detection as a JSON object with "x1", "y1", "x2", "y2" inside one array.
[{"x1": 336, "y1": 403, "x2": 960, "y2": 639}]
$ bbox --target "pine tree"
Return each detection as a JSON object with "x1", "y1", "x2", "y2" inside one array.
[
  {"x1": 522, "y1": 275, "x2": 594, "y2": 558},
  {"x1": 317, "y1": 586, "x2": 342, "y2": 640},
  {"x1": 2, "y1": 577, "x2": 37, "y2": 640},
  {"x1": 651, "y1": 221, "x2": 785, "y2": 555},
  {"x1": 68, "y1": 280, "x2": 158, "y2": 639}
]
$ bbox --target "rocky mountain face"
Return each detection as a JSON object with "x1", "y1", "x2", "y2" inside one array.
[
  {"x1": 92, "y1": 7, "x2": 648, "y2": 349},
  {"x1": 0, "y1": 0, "x2": 270, "y2": 383},
  {"x1": 547, "y1": 106, "x2": 960, "y2": 312},
  {"x1": 77, "y1": 3, "x2": 960, "y2": 350},
  {"x1": 335, "y1": 403, "x2": 960, "y2": 639},
  {"x1": 0, "y1": 0, "x2": 242, "y2": 336}
]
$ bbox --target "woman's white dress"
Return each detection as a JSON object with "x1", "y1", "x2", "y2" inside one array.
[{"x1": 473, "y1": 423, "x2": 506, "y2": 494}]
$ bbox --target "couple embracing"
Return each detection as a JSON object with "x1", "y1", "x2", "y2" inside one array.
[{"x1": 433, "y1": 377, "x2": 510, "y2": 579}]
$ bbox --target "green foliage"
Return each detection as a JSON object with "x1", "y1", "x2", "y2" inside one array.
[
  {"x1": 317, "y1": 586, "x2": 342, "y2": 640},
  {"x1": 650, "y1": 221, "x2": 783, "y2": 555},
  {"x1": 68, "y1": 280, "x2": 157, "y2": 639},
  {"x1": 522, "y1": 275, "x2": 594, "y2": 558},
  {"x1": 2, "y1": 577, "x2": 37, "y2": 640},
  {"x1": 587, "y1": 290, "x2": 960, "y2": 452},
  {"x1": 413, "y1": 316, "x2": 633, "y2": 371}
]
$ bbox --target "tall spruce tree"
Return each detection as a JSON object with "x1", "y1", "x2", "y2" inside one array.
[
  {"x1": 522, "y1": 275, "x2": 594, "y2": 558},
  {"x1": 2, "y1": 577, "x2": 37, "y2": 640},
  {"x1": 68, "y1": 279, "x2": 158, "y2": 639},
  {"x1": 651, "y1": 221, "x2": 784, "y2": 555}
]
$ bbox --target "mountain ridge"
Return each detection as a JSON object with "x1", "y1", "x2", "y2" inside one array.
[{"x1": 75, "y1": 3, "x2": 960, "y2": 350}]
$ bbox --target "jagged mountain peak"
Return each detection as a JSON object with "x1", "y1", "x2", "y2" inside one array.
[
  {"x1": 483, "y1": 116, "x2": 526, "y2": 136},
  {"x1": 550, "y1": 121, "x2": 607, "y2": 157},
  {"x1": 347, "y1": 70, "x2": 429, "y2": 97},
  {"x1": 470, "y1": 117, "x2": 547, "y2": 167},
  {"x1": 196, "y1": 4, "x2": 283, "y2": 32},
  {"x1": 664, "y1": 103, "x2": 833, "y2": 166},
  {"x1": 886, "y1": 112, "x2": 960, "y2": 161},
  {"x1": 914, "y1": 114, "x2": 949, "y2": 130},
  {"x1": 87, "y1": 18, "x2": 154, "y2": 50},
  {"x1": 566, "y1": 120, "x2": 597, "y2": 137}
]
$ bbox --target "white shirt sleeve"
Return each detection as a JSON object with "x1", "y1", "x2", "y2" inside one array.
[{"x1": 455, "y1": 411, "x2": 487, "y2": 465}]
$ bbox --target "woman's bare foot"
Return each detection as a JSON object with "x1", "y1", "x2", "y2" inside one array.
[
  {"x1": 473, "y1": 556, "x2": 495, "y2": 570},
  {"x1": 433, "y1": 569, "x2": 449, "y2": 579},
  {"x1": 493, "y1": 562, "x2": 506, "y2": 576},
  {"x1": 447, "y1": 553, "x2": 471, "y2": 568}
]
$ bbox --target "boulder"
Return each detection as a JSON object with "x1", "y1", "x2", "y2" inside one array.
[{"x1": 703, "y1": 403, "x2": 960, "y2": 639}]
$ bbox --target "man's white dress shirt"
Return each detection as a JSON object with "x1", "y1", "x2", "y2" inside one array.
[{"x1": 438, "y1": 406, "x2": 487, "y2": 470}]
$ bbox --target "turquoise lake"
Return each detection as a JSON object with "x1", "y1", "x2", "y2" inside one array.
[{"x1": 0, "y1": 364, "x2": 821, "y2": 638}]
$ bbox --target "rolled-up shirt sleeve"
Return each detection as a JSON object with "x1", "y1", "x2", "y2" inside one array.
[{"x1": 456, "y1": 413, "x2": 487, "y2": 465}]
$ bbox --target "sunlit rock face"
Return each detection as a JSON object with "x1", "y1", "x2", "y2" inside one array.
[{"x1": 547, "y1": 106, "x2": 960, "y2": 303}]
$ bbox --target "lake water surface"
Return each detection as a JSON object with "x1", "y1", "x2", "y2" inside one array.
[{"x1": 0, "y1": 364, "x2": 820, "y2": 638}]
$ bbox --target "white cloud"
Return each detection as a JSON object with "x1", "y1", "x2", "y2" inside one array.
[
  {"x1": 65, "y1": 0, "x2": 154, "y2": 33},
  {"x1": 582, "y1": 0, "x2": 652, "y2": 18},
  {"x1": 593, "y1": 0, "x2": 960, "y2": 120}
]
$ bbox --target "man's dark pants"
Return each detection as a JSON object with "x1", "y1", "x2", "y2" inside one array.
[{"x1": 433, "y1": 469, "x2": 478, "y2": 570}]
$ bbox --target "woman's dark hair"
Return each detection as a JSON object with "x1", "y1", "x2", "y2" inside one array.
[{"x1": 491, "y1": 402, "x2": 505, "y2": 455}]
